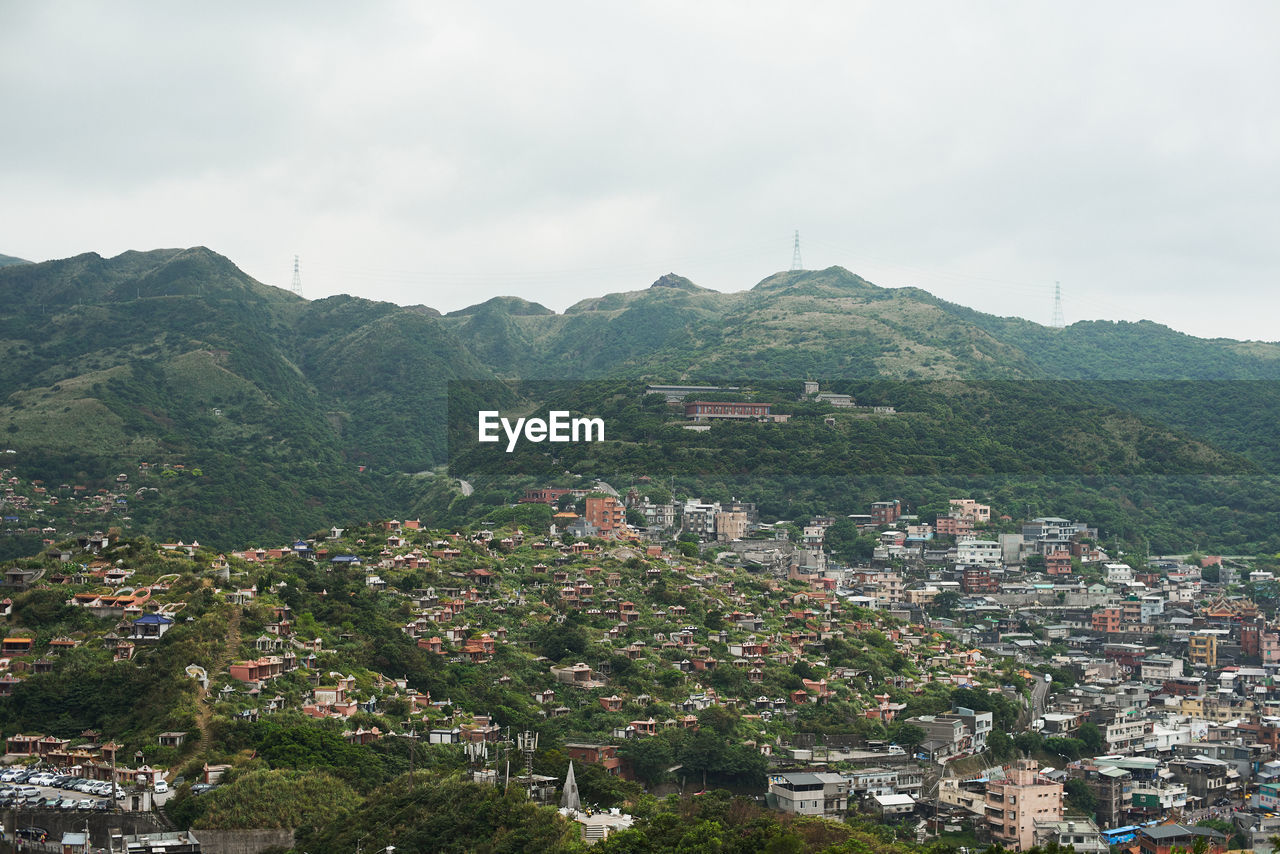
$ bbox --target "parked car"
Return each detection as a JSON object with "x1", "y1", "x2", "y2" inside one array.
[{"x1": 154, "y1": 780, "x2": 169, "y2": 794}]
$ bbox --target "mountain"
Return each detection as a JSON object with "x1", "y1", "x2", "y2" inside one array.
[
  {"x1": 0, "y1": 248, "x2": 499, "y2": 548},
  {"x1": 0, "y1": 253, "x2": 30, "y2": 267},
  {"x1": 438, "y1": 266, "x2": 1280, "y2": 381},
  {"x1": 4, "y1": 249, "x2": 1280, "y2": 550}
]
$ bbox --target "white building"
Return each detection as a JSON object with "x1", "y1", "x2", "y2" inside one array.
[{"x1": 957, "y1": 540, "x2": 1002, "y2": 567}]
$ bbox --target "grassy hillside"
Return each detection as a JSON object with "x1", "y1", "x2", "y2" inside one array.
[{"x1": 4, "y1": 248, "x2": 1280, "y2": 549}]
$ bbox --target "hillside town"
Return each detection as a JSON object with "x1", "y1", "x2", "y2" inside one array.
[{"x1": 0, "y1": 478, "x2": 1278, "y2": 852}]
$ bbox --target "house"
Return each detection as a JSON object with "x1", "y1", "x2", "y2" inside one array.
[
  {"x1": 767, "y1": 772, "x2": 849, "y2": 817},
  {"x1": 1033, "y1": 819, "x2": 1108, "y2": 854},
  {"x1": 1135, "y1": 824, "x2": 1226, "y2": 854},
  {"x1": 564, "y1": 742, "x2": 621, "y2": 775},
  {"x1": 871, "y1": 793, "x2": 916, "y2": 816},
  {"x1": 131, "y1": 613, "x2": 174, "y2": 639}
]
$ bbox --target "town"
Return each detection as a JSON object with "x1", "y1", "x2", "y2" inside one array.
[{"x1": 0, "y1": 467, "x2": 1277, "y2": 854}]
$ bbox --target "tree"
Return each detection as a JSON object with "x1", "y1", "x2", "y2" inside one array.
[
  {"x1": 890, "y1": 723, "x2": 926, "y2": 754},
  {"x1": 930, "y1": 591, "x2": 961, "y2": 618},
  {"x1": 1064, "y1": 778, "x2": 1097, "y2": 817},
  {"x1": 986, "y1": 729, "x2": 1015, "y2": 761},
  {"x1": 1078, "y1": 721, "x2": 1104, "y2": 754},
  {"x1": 619, "y1": 737, "x2": 675, "y2": 787}
]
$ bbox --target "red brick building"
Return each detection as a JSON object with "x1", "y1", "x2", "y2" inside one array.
[
  {"x1": 684, "y1": 401, "x2": 787, "y2": 421},
  {"x1": 585, "y1": 496, "x2": 626, "y2": 532},
  {"x1": 962, "y1": 567, "x2": 998, "y2": 594},
  {"x1": 871, "y1": 500, "x2": 901, "y2": 525}
]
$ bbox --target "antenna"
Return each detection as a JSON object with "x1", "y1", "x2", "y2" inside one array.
[
  {"x1": 1051, "y1": 281, "x2": 1064, "y2": 329},
  {"x1": 517, "y1": 730, "x2": 538, "y2": 799},
  {"x1": 290, "y1": 255, "x2": 304, "y2": 298},
  {"x1": 790, "y1": 230, "x2": 803, "y2": 271}
]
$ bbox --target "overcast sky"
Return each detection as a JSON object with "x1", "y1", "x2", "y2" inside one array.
[{"x1": 3, "y1": 2, "x2": 1277, "y2": 340}]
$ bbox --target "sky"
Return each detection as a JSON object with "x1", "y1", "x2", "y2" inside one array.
[{"x1": 2, "y1": 1, "x2": 1278, "y2": 340}]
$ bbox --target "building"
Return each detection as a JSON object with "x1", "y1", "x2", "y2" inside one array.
[
  {"x1": 684, "y1": 401, "x2": 788, "y2": 422},
  {"x1": 949, "y1": 499, "x2": 991, "y2": 523},
  {"x1": 871, "y1": 793, "x2": 916, "y2": 816},
  {"x1": 112, "y1": 832, "x2": 201, "y2": 853},
  {"x1": 646, "y1": 384, "x2": 741, "y2": 402},
  {"x1": 1135, "y1": 824, "x2": 1226, "y2": 854},
  {"x1": 1044, "y1": 550, "x2": 1073, "y2": 576},
  {"x1": 871, "y1": 500, "x2": 901, "y2": 525},
  {"x1": 565, "y1": 743, "x2": 621, "y2": 776},
  {"x1": 1074, "y1": 763, "x2": 1130, "y2": 827},
  {"x1": 767, "y1": 772, "x2": 849, "y2": 817},
  {"x1": 681, "y1": 501, "x2": 720, "y2": 539},
  {"x1": 1188, "y1": 632, "x2": 1218, "y2": 668},
  {"x1": 1033, "y1": 819, "x2": 1107, "y2": 854},
  {"x1": 1092, "y1": 607, "x2": 1123, "y2": 634},
  {"x1": 715, "y1": 511, "x2": 749, "y2": 542},
  {"x1": 1022, "y1": 517, "x2": 1093, "y2": 555},
  {"x1": 585, "y1": 496, "x2": 626, "y2": 533},
  {"x1": 962, "y1": 567, "x2": 999, "y2": 595},
  {"x1": 957, "y1": 540, "x2": 1002, "y2": 567},
  {"x1": 935, "y1": 515, "x2": 974, "y2": 537},
  {"x1": 985, "y1": 759, "x2": 1064, "y2": 852}
]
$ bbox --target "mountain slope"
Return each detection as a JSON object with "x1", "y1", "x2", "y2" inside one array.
[{"x1": 4, "y1": 248, "x2": 1280, "y2": 548}]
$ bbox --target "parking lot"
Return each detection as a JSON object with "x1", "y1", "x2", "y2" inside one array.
[{"x1": 0, "y1": 768, "x2": 173, "y2": 814}]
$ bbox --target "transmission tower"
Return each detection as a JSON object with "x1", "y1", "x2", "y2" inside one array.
[
  {"x1": 1051, "y1": 281, "x2": 1065, "y2": 329},
  {"x1": 290, "y1": 255, "x2": 303, "y2": 298},
  {"x1": 517, "y1": 730, "x2": 538, "y2": 800},
  {"x1": 790, "y1": 230, "x2": 803, "y2": 271}
]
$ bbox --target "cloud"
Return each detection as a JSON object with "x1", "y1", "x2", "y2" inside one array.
[{"x1": 1, "y1": 1, "x2": 1277, "y2": 339}]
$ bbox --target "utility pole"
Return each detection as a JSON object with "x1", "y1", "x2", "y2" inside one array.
[
  {"x1": 1051, "y1": 282, "x2": 1065, "y2": 329},
  {"x1": 790, "y1": 230, "x2": 803, "y2": 271}
]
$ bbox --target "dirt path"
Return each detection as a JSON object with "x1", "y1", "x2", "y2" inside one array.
[{"x1": 194, "y1": 605, "x2": 242, "y2": 758}]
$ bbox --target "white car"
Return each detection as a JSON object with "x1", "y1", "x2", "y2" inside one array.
[{"x1": 154, "y1": 780, "x2": 168, "y2": 794}]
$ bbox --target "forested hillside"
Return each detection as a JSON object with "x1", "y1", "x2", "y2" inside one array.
[{"x1": 3, "y1": 248, "x2": 1280, "y2": 551}]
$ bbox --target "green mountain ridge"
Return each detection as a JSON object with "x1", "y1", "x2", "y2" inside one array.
[{"x1": 4, "y1": 247, "x2": 1280, "y2": 549}]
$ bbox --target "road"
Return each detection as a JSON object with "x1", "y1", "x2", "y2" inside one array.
[{"x1": 1031, "y1": 676, "x2": 1049, "y2": 719}]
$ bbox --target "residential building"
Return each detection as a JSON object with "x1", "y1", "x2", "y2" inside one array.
[
  {"x1": 949, "y1": 499, "x2": 991, "y2": 523},
  {"x1": 936, "y1": 515, "x2": 974, "y2": 538},
  {"x1": 871, "y1": 793, "x2": 916, "y2": 816},
  {"x1": 1135, "y1": 824, "x2": 1226, "y2": 854},
  {"x1": 1188, "y1": 632, "x2": 1218, "y2": 668},
  {"x1": 1092, "y1": 607, "x2": 1123, "y2": 635},
  {"x1": 871, "y1": 500, "x2": 901, "y2": 525},
  {"x1": 957, "y1": 540, "x2": 1002, "y2": 567},
  {"x1": 585, "y1": 497, "x2": 626, "y2": 533},
  {"x1": 962, "y1": 567, "x2": 999, "y2": 595},
  {"x1": 1033, "y1": 819, "x2": 1108, "y2": 854},
  {"x1": 715, "y1": 511, "x2": 749, "y2": 542},
  {"x1": 1074, "y1": 763, "x2": 1130, "y2": 828},
  {"x1": 985, "y1": 759, "x2": 1064, "y2": 852},
  {"x1": 767, "y1": 772, "x2": 849, "y2": 817},
  {"x1": 1167, "y1": 755, "x2": 1233, "y2": 804}
]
